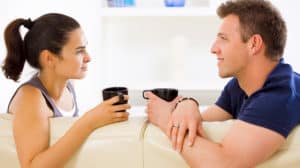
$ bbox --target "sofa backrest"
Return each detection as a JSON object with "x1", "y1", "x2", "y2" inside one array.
[
  {"x1": 1, "y1": 113, "x2": 300, "y2": 168},
  {"x1": 0, "y1": 114, "x2": 147, "y2": 168}
]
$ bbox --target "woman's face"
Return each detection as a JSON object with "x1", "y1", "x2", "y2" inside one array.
[{"x1": 54, "y1": 28, "x2": 91, "y2": 80}]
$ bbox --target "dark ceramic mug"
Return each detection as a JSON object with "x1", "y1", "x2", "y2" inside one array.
[
  {"x1": 143, "y1": 88, "x2": 178, "y2": 102},
  {"x1": 102, "y1": 87, "x2": 128, "y2": 111}
]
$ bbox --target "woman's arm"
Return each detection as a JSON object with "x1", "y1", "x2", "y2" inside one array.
[{"x1": 11, "y1": 85, "x2": 129, "y2": 168}]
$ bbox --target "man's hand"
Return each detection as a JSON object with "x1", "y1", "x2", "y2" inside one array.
[
  {"x1": 145, "y1": 92, "x2": 180, "y2": 133},
  {"x1": 167, "y1": 99, "x2": 203, "y2": 152}
]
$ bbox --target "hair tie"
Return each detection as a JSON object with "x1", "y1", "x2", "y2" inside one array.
[{"x1": 23, "y1": 18, "x2": 34, "y2": 29}]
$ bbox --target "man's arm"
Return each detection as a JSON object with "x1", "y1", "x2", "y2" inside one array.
[
  {"x1": 180, "y1": 120, "x2": 285, "y2": 168},
  {"x1": 172, "y1": 103, "x2": 233, "y2": 151},
  {"x1": 201, "y1": 104, "x2": 233, "y2": 121}
]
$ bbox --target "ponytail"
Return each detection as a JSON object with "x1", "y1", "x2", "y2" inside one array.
[{"x1": 2, "y1": 19, "x2": 30, "y2": 81}]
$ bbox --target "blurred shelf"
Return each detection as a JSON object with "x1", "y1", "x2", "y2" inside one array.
[
  {"x1": 99, "y1": 7, "x2": 217, "y2": 17},
  {"x1": 97, "y1": 1, "x2": 223, "y2": 92},
  {"x1": 101, "y1": 80, "x2": 227, "y2": 91}
]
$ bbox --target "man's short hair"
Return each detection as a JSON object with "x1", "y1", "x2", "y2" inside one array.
[{"x1": 217, "y1": 0, "x2": 287, "y2": 60}]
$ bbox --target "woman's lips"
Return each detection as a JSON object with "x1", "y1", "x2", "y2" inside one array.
[{"x1": 81, "y1": 66, "x2": 88, "y2": 71}]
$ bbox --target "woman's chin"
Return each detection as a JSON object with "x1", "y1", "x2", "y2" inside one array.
[{"x1": 74, "y1": 73, "x2": 87, "y2": 79}]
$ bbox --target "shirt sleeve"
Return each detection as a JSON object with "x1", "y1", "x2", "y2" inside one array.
[
  {"x1": 215, "y1": 78, "x2": 242, "y2": 117},
  {"x1": 238, "y1": 90, "x2": 299, "y2": 138},
  {"x1": 215, "y1": 84, "x2": 231, "y2": 113}
]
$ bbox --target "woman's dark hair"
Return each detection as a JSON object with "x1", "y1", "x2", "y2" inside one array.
[
  {"x1": 217, "y1": 0, "x2": 287, "y2": 60},
  {"x1": 2, "y1": 13, "x2": 80, "y2": 81}
]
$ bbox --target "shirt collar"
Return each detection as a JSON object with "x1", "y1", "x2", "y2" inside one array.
[{"x1": 263, "y1": 58, "x2": 293, "y2": 88}]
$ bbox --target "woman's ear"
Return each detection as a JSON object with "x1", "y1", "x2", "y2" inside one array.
[
  {"x1": 247, "y1": 34, "x2": 264, "y2": 56},
  {"x1": 39, "y1": 50, "x2": 57, "y2": 69}
]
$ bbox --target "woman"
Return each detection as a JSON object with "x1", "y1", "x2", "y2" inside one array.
[{"x1": 2, "y1": 13, "x2": 130, "y2": 167}]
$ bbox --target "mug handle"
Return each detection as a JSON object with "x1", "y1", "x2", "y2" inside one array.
[
  {"x1": 117, "y1": 92, "x2": 124, "y2": 103},
  {"x1": 142, "y1": 90, "x2": 151, "y2": 99}
]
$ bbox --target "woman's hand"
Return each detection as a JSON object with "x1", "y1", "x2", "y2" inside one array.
[{"x1": 84, "y1": 95, "x2": 131, "y2": 131}]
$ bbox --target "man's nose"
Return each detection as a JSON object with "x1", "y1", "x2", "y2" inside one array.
[{"x1": 210, "y1": 41, "x2": 219, "y2": 55}]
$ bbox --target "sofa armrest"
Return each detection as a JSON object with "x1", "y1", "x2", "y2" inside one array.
[{"x1": 143, "y1": 120, "x2": 300, "y2": 168}]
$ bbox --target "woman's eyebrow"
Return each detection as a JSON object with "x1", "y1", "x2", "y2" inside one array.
[{"x1": 75, "y1": 46, "x2": 86, "y2": 50}]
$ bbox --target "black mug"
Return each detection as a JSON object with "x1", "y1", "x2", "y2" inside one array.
[
  {"x1": 102, "y1": 87, "x2": 128, "y2": 111},
  {"x1": 143, "y1": 88, "x2": 178, "y2": 102}
]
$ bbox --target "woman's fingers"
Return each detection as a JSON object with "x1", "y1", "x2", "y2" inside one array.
[
  {"x1": 105, "y1": 95, "x2": 129, "y2": 105},
  {"x1": 113, "y1": 111, "x2": 129, "y2": 118},
  {"x1": 111, "y1": 103, "x2": 131, "y2": 112}
]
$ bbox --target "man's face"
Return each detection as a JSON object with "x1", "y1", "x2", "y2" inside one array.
[{"x1": 210, "y1": 14, "x2": 250, "y2": 78}]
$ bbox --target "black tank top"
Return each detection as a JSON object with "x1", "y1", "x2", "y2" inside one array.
[{"x1": 7, "y1": 76, "x2": 79, "y2": 117}]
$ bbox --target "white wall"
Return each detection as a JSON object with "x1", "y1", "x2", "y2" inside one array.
[
  {"x1": 272, "y1": 0, "x2": 300, "y2": 68},
  {"x1": 0, "y1": 0, "x2": 299, "y2": 113}
]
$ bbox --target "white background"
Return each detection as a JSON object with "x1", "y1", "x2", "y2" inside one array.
[{"x1": 0, "y1": 0, "x2": 299, "y2": 113}]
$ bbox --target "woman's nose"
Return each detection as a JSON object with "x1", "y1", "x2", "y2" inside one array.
[{"x1": 83, "y1": 52, "x2": 91, "y2": 63}]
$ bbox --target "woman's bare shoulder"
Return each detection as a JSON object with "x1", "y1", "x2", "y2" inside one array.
[{"x1": 9, "y1": 85, "x2": 52, "y2": 117}]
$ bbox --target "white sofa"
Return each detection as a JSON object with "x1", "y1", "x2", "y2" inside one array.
[{"x1": 1, "y1": 113, "x2": 300, "y2": 168}]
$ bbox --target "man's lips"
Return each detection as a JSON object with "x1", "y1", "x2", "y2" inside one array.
[{"x1": 217, "y1": 58, "x2": 224, "y2": 66}]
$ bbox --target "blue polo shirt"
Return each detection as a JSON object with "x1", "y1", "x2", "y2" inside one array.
[{"x1": 216, "y1": 59, "x2": 300, "y2": 138}]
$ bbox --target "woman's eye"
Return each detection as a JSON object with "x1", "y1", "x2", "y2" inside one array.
[{"x1": 76, "y1": 50, "x2": 84, "y2": 54}]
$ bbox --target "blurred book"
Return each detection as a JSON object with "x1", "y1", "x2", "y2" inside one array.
[{"x1": 107, "y1": 0, "x2": 135, "y2": 7}]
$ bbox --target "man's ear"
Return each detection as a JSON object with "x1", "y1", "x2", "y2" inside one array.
[
  {"x1": 247, "y1": 34, "x2": 264, "y2": 56},
  {"x1": 40, "y1": 50, "x2": 57, "y2": 69}
]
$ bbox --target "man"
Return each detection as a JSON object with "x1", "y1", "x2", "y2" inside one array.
[{"x1": 145, "y1": 0, "x2": 300, "y2": 167}]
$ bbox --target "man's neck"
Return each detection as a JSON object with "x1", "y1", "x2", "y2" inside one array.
[{"x1": 237, "y1": 57, "x2": 279, "y2": 97}]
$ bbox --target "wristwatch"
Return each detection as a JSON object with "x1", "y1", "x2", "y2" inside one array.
[{"x1": 175, "y1": 97, "x2": 199, "y2": 109}]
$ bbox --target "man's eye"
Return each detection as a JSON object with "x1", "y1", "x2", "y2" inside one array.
[{"x1": 220, "y1": 36, "x2": 226, "y2": 40}]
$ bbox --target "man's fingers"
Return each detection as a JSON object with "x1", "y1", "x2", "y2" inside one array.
[
  {"x1": 176, "y1": 123, "x2": 187, "y2": 152},
  {"x1": 171, "y1": 125, "x2": 179, "y2": 149},
  {"x1": 145, "y1": 91, "x2": 158, "y2": 100},
  {"x1": 167, "y1": 119, "x2": 173, "y2": 139},
  {"x1": 187, "y1": 123, "x2": 197, "y2": 147},
  {"x1": 198, "y1": 125, "x2": 208, "y2": 139}
]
